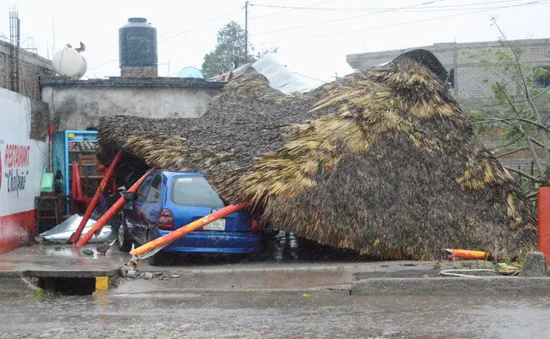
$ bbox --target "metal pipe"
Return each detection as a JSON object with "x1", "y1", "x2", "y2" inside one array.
[
  {"x1": 76, "y1": 169, "x2": 154, "y2": 247},
  {"x1": 70, "y1": 151, "x2": 123, "y2": 243},
  {"x1": 445, "y1": 249, "x2": 487, "y2": 260},
  {"x1": 130, "y1": 203, "x2": 248, "y2": 259}
]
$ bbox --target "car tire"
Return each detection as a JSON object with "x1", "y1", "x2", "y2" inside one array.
[
  {"x1": 146, "y1": 228, "x2": 173, "y2": 266},
  {"x1": 118, "y1": 217, "x2": 133, "y2": 253}
]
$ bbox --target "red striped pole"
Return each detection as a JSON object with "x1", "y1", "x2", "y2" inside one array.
[
  {"x1": 130, "y1": 203, "x2": 248, "y2": 258},
  {"x1": 76, "y1": 169, "x2": 154, "y2": 247},
  {"x1": 70, "y1": 151, "x2": 123, "y2": 243}
]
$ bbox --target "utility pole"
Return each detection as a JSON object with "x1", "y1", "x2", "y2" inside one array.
[
  {"x1": 52, "y1": 18, "x2": 56, "y2": 55},
  {"x1": 244, "y1": 1, "x2": 248, "y2": 63}
]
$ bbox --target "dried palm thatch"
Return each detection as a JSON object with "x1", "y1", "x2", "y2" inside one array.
[{"x1": 99, "y1": 50, "x2": 537, "y2": 260}]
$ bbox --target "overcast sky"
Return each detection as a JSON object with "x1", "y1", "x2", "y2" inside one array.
[{"x1": 1, "y1": 0, "x2": 549, "y2": 82}]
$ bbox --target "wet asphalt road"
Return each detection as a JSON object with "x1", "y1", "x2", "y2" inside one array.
[{"x1": 1, "y1": 291, "x2": 549, "y2": 338}]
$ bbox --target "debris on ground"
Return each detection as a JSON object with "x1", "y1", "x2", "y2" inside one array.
[
  {"x1": 119, "y1": 267, "x2": 181, "y2": 280},
  {"x1": 98, "y1": 49, "x2": 537, "y2": 260},
  {"x1": 81, "y1": 248, "x2": 94, "y2": 256},
  {"x1": 96, "y1": 240, "x2": 117, "y2": 255},
  {"x1": 496, "y1": 263, "x2": 521, "y2": 276},
  {"x1": 445, "y1": 249, "x2": 487, "y2": 260},
  {"x1": 36, "y1": 214, "x2": 116, "y2": 244},
  {"x1": 120, "y1": 265, "x2": 131, "y2": 278},
  {"x1": 126, "y1": 270, "x2": 138, "y2": 278}
]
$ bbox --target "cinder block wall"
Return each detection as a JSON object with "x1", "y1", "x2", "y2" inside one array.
[{"x1": 347, "y1": 39, "x2": 550, "y2": 170}]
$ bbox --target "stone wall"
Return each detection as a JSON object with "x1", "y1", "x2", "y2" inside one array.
[{"x1": 0, "y1": 41, "x2": 55, "y2": 101}]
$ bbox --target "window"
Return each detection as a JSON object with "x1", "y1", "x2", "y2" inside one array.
[
  {"x1": 136, "y1": 176, "x2": 152, "y2": 203},
  {"x1": 534, "y1": 66, "x2": 550, "y2": 88},
  {"x1": 171, "y1": 176, "x2": 224, "y2": 207},
  {"x1": 146, "y1": 174, "x2": 163, "y2": 202}
]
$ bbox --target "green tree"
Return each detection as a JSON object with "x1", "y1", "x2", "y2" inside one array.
[
  {"x1": 468, "y1": 18, "x2": 550, "y2": 199},
  {"x1": 202, "y1": 21, "x2": 277, "y2": 78}
]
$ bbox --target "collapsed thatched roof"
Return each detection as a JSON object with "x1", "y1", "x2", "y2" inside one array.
[{"x1": 99, "y1": 49, "x2": 537, "y2": 260}]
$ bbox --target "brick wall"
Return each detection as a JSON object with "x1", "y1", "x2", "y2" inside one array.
[
  {"x1": 0, "y1": 40, "x2": 55, "y2": 101},
  {"x1": 346, "y1": 38, "x2": 550, "y2": 171},
  {"x1": 120, "y1": 66, "x2": 158, "y2": 78}
]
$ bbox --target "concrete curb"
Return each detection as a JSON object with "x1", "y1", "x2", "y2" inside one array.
[
  {"x1": 0, "y1": 277, "x2": 39, "y2": 296},
  {"x1": 351, "y1": 277, "x2": 550, "y2": 296},
  {"x1": 137, "y1": 264, "x2": 357, "y2": 274},
  {"x1": 108, "y1": 287, "x2": 352, "y2": 296},
  {"x1": 0, "y1": 268, "x2": 122, "y2": 279}
]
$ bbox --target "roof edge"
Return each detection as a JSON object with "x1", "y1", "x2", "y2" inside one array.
[{"x1": 40, "y1": 77, "x2": 227, "y2": 89}]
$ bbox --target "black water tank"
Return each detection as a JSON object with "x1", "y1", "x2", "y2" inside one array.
[{"x1": 119, "y1": 18, "x2": 157, "y2": 67}]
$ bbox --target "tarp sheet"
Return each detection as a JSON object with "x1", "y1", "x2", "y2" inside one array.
[{"x1": 251, "y1": 54, "x2": 324, "y2": 94}]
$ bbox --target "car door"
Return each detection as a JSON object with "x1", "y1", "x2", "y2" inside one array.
[
  {"x1": 137, "y1": 173, "x2": 165, "y2": 243},
  {"x1": 126, "y1": 175, "x2": 153, "y2": 243}
]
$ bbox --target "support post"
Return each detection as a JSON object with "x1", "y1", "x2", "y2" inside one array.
[
  {"x1": 70, "y1": 151, "x2": 123, "y2": 243},
  {"x1": 76, "y1": 169, "x2": 154, "y2": 248},
  {"x1": 538, "y1": 188, "x2": 550, "y2": 265},
  {"x1": 130, "y1": 203, "x2": 248, "y2": 259}
]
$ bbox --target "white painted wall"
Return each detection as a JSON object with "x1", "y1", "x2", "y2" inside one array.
[
  {"x1": 0, "y1": 88, "x2": 48, "y2": 251},
  {"x1": 0, "y1": 88, "x2": 48, "y2": 217}
]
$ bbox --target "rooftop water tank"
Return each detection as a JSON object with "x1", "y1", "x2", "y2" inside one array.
[
  {"x1": 119, "y1": 17, "x2": 157, "y2": 67},
  {"x1": 52, "y1": 46, "x2": 87, "y2": 79},
  {"x1": 177, "y1": 66, "x2": 204, "y2": 79}
]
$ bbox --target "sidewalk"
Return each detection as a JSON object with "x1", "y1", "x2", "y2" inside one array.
[
  {"x1": 2, "y1": 243, "x2": 550, "y2": 297},
  {"x1": 0, "y1": 244, "x2": 128, "y2": 279}
]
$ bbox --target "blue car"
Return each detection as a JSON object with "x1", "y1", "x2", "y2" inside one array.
[{"x1": 117, "y1": 170, "x2": 262, "y2": 264}]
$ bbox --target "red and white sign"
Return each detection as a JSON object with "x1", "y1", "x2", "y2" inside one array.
[{"x1": 0, "y1": 88, "x2": 48, "y2": 253}]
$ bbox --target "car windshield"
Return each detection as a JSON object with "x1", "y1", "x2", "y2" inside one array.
[{"x1": 171, "y1": 176, "x2": 224, "y2": 207}]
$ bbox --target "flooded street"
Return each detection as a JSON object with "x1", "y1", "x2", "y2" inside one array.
[
  {"x1": 1, "y1": 292, "x2": 549, "y2": 338},
  {"x1": 2, "y1": 238, "x2": 549, "y2": 338}
]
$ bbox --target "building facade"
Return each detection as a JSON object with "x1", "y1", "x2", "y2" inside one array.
[
  {"x1": 347, "y1": 38, "x2": 550, "y2": 169},
  {"x1": 41, "y1": 78, "x2": 224, "y2": 131}
]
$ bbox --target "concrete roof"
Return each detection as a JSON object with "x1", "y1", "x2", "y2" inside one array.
[{"x1": 41, "y1": 77, "x2": 226, "y2": 88}]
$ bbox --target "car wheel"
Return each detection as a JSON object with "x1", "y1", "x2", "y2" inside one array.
[
  {"x1": 117, "y1": 217, "x2": 133, "y2": 253},
  {"x1": 146, "y1": 228, "x2": 173, "y2": 266}
]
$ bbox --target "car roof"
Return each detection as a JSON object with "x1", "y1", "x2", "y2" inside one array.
[{"x1": 154, "y1": 170, "x2": 204, "y2": 178}]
